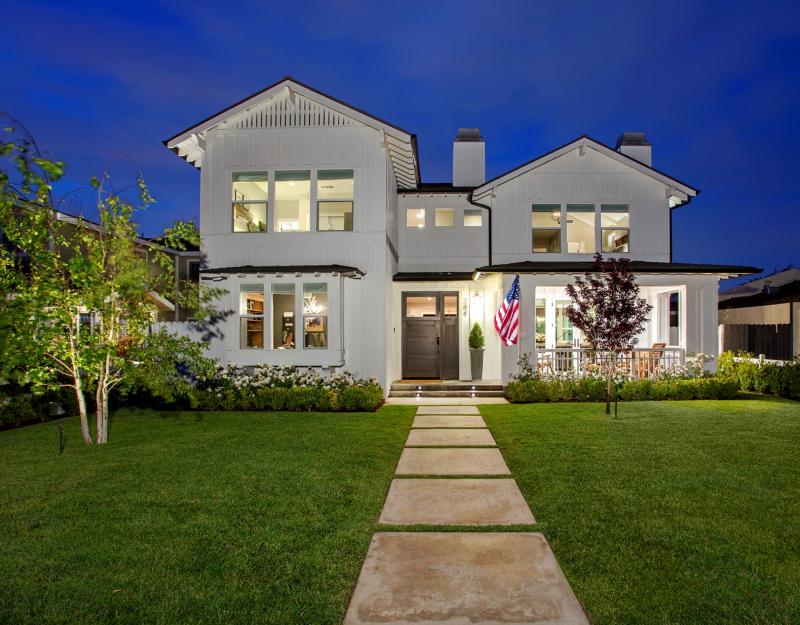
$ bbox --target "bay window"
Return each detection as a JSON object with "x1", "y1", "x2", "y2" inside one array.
[
  {"x1": 240, "y1": 285, "x2": 264, "y2": 348},
  {"x1": 303, "y1": 283, "x2": 328, "y2": 348},
  {"x1": 271, "y1": 284, "x2": 295, "y2": 349}
]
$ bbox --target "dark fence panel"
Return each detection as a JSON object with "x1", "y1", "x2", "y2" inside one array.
[{"x1": 722, "y1": 324, "x2": 792, "y2": 360}]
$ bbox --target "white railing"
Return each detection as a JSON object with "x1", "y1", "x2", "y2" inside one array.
[{"x1": 535, "y1": 347, "x2": 685, "y2": 380}]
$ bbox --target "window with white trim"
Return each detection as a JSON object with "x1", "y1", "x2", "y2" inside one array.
[
  {"x1": 601, "y1": 204, "x2": 630, "y2": 252},
  {"x1": 232, "y1": 173, "x2": 268, "y2": 232},
  {"x1": 317, "y1": 169, "x2": 354, "y2": 231},
  {"x1": 240, "y1": 285, "x2": 264, "y2": 348}
]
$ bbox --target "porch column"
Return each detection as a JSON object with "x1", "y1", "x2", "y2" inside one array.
[
  {"x1": 518, "y1": 274, "x2": 537, "y2": 362},
  {"x1": 685, "y1": 277, "x2": 720, "y2": 372}
]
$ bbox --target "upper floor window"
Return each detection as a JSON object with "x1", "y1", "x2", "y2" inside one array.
[
  {"x1": 406, "y1": 208, "x2": 426, "y2": 228},
  {"x1": 532, "y1": 204, "x2": 561, "y2": 253},
  {"x1": 232, "y1": 173, "x2": 268, "y2": 233},
  {"x1": 275, "y1": 170, "x2": 310, "y2": 232},
  {"x1": 318, "y1": 169, "x2": 354, "y2": 231},
  {"x1": 435, "y1": 208, "x2": 454, "y2": 227},
  {"x1": 464, "y1": 208, "x2": 482, "y2": 227},
  {"x1": 566, "y1": 204, "x2": 595, "y2": 254},
  {"x1": 601, "y1": 204, "x2": 630, "y2": 252}
]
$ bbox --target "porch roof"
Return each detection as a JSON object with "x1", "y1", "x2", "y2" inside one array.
[
  {"x1": 200, "y1": 264, "x2": 365, "y2": 278},
  {"x1": 474, "y1": 260, "x2": 761, "y2": 278}
]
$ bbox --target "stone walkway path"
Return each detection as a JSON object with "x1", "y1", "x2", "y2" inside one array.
[{"x1": 344, "y1": 404, "x2": 590, "y2": 625}]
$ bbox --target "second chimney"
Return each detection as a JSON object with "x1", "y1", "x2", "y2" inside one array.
[
  {"x1": 615, "y1": 132, "x2": 652, "y2": 166},
  {"x1": 453, "y1": 128, "x2": 485, "y2": 187}
]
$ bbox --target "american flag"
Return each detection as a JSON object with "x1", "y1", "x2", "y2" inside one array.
[{"x1": 494, "y1": 276, "x2": 520, "y2": 346}]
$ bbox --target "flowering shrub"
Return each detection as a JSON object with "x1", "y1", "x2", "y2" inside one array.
[
  {"x1": 507, "y1": 352, "x2": 739, "y2": 403},
  {"x1": 191, "y1": 364, "x2": 384, "y2": 412}
]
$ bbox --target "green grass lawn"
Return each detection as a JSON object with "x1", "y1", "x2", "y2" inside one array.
[
  {"x1": 0, "y1": 406, "x2": 414, "y2": 625},
  {"x1": 481, "y1": 398, "x2": 800, "y2": 625}
]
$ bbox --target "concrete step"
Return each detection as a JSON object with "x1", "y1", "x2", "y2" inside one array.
[
  {"x1": 391, "y1": 382, "x2": 504, "y2": 392},
  {"x1": 388, "y1": 390, "x2": 506, "y2": 398}
]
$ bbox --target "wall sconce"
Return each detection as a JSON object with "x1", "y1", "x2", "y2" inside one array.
[{"x1": 470, "y1": 292, "x2": 483, "y2": 320}]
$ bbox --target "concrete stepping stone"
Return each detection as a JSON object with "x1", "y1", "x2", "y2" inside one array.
[
  {"x1": 396, "y1": 448, "x2": 510, "y2": 475},
  {"x1": 380, "y1": 479, "x2": 535, "y2": 525},
  {"x1": 405, "y1": 428, "x2": 496, "y2": 447},
  {"x1": 343, "y1": 532, "x2": 590, "y2": 625},
  {"x1": 412, "y1": 414, "x2": 486, "y2": 428},
  {"x1": 416, "y1": 405, "x2": 481, "y2": 415}
]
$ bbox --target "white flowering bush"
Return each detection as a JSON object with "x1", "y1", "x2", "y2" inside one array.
[{"x1": 192, "y1": 364, "x2": 383, "y2": 412}]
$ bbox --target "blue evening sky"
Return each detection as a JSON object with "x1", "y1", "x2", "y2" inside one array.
[{"x1": 2, "y1": 0, "x2": 798, "y2": 284}]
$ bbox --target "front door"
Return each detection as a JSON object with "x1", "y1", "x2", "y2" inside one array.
[{"x1": 402, "y1": 292, "x2": 459, "y2": 379}]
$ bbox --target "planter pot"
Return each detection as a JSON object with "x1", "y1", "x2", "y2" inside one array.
[{"x1": 470, "y1": 348, "x2": 484, "y2": 381}]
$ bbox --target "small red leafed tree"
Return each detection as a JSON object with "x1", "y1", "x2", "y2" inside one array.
[{"x1": 565, "y1": 254, "x2": 651, "y2": 415}]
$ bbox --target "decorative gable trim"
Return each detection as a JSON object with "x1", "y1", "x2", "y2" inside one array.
[
  {"x1": 217, "y1": 88, "x2": 361, "y2": 131},
  {"x1": 164, "y1": 77, "x2": 419, "y2": 188}
]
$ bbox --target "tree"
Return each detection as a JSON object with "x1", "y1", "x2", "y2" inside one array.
[
  {"x1": 1, "y1": 124, "x2": 225, "y2": 444},
  {"x1": 565, "y1": 254, "x2": 651, "y2": 415}
]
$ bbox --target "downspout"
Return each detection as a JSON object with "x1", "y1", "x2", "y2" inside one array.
[{"x1": 467, "y1": 189, "x2": 493, "y2": 267}]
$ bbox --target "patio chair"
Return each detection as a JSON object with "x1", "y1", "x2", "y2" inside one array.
[{"x1": 636, "y1": 343, "x2": 666, "y2": 379}]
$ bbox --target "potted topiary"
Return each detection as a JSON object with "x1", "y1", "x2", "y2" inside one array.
[{"x1": 469, "y1": 323, "x2": 485, "y2": 381}]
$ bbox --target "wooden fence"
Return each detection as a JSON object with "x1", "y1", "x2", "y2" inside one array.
[{"x1": 721, "y1": 324, "x2": 792, "y2": 360}]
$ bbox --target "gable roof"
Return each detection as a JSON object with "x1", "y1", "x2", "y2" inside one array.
[
  {"x1": 472, "y1": 135, "x2": 699, "y2": 207},
  {"x1": 163, "y1": 76, "x2": 420, "y2": 188}
]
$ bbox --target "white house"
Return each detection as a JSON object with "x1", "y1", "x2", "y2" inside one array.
[{"x1": 164, "y1": 77, "x2": 758, "y2": 394}]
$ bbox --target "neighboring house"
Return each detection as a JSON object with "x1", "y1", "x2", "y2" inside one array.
[
  {"x1": 164, "y1": 76, "x2": 758, "y2": 392},
  {"x1": 719, "y1": 268, "x2": 800, "y2": 360},
  {"x1": 4, "y1": 205, "x2": 200, "y2": 323}
]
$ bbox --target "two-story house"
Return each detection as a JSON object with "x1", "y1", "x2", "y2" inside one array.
[{"x1": 164, "y1": 77, "x2": 758, "y2": 394}]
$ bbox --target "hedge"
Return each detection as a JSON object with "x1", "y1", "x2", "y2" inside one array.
[
  {"x1": 507, "y1": 375, "x2": 740, "y2": 403},
  {"x1": 718, "y1": 352, "x2": 800, "y2": 401}
]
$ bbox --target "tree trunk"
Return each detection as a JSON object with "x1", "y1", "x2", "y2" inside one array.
[
  {"x1": 74, "y1": 376, "x2": 92, "y2": 445},
  {"x1": 605, "y1": 370, "x2": 612, "y2": 415},
  {"x1": 95, "y1": 373, "x2": 108, "y2": 445}
]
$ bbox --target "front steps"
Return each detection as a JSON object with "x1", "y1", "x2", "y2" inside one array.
[{"x1": 389, "y1": 381, "x2": 505, "y2": 398}]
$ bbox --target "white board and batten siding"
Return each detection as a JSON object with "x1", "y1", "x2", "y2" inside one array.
[
  {"x1": 199, "y1": 125, "x2": 398, "y2": 387},
  {"x1": 489, "y1": 146, "x2": 672, "y2": 264},
  {"x1": 396, "y1": 193, "x2": 489, "y2": 272}
]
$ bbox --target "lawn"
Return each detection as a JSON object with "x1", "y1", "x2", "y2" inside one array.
[
  {"x1": 481, "y1": 398, "x2": 800, "y2": 625},
  {"x1": 0, "y1": 406, "x2": 414, "y2": 625}
]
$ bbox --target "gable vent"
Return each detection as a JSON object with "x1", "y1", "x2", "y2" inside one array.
[{"x1": 219, "y1": 91, "x2": 361, "y2": 131}]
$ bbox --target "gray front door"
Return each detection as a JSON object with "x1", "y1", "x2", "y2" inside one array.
[{"x1": 402, "y1": 292, "x2": 459, "y2": 379}]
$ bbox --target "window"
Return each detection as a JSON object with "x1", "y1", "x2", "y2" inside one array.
[
  {"x1": 535, "y1": 298, "x2": 546, "y2": 347},
  {"x1": 303, "y1": 283, "x2": 328, "y2": 348},
  {"x1": 532, "y1": 204, "x2": 561, "y2": 253},
  {"x1": 405, "y1": 296, "x2": 437, "y2": 318},
  {"x1": 232, "y1": 173, "x2": 268, "y2": 232},
  {"x1": 669, "y1": 292, "x2": 680, "y2": 345},
  {"x1": 317, "y1": 169, "x2": 353, "y2": 231},
  {"x1": 240, "y1": 285, "x2": 264, "y2": 349},
  {"x1": 187, "y1": 260, "x2": 200, "y2": 283},
  {"x1": 555, "y1": 300, "x2": 574, "y2": 348},
  {"x1": 463, "y1": 208, "x2": 482, "y2": 227},
  {"x1": 566, "y1": 204, "x2": 595, "y2": 253},
  {"x1": 435, "y1": 208, "x2": 454, "y2": 227},
  {"x1": 270, "y1": 284, "x2": 295, "y2": 349},
  {"x1": 406, "y1": 208, "x2": 426, "y2": 228},
  {"x1": 601, "y1": 204, "x2": 630, "y2": 252},
  {"x1": 274, "y1": 171, "x2": 310, "y2": 232}
]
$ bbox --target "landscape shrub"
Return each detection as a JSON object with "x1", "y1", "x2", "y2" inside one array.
[
  {"x1": 718, "y1": 351, "x2": 800, "y2": 400},
  {"x1": 508, "y1": 375, "x2": 739, "y2": 403}
]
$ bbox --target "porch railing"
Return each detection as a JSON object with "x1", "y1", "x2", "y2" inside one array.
[{"x1": 534, "y1": 347, "x2": 685, "y2": 380}]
